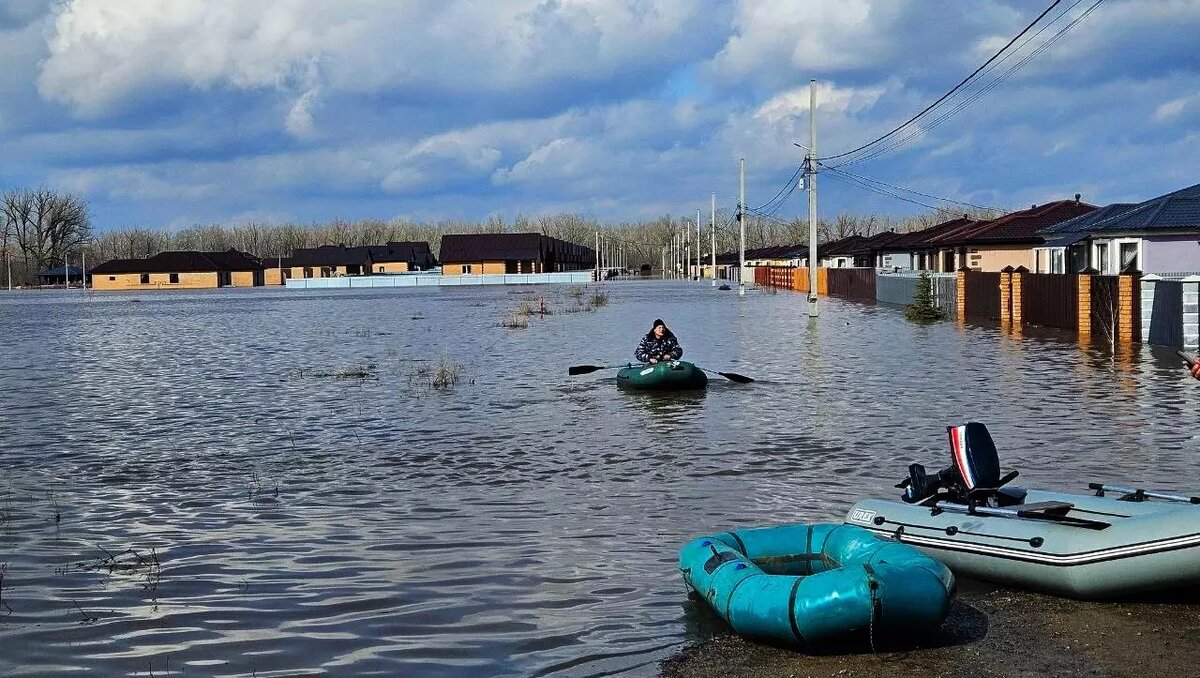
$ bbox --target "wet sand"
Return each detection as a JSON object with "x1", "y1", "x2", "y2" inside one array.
[{"x1": 662, "y1": 584, "x2": 1200, "y2": 678}]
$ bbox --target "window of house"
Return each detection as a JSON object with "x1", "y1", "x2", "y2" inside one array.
[
  {"x1": 1094, "y1": 241, "x2": 1111, "y2": 274},
  {"x1": 140, "y1": 273, "x2": 150, "y2": 284},
  {"x1": 321, "y1": 267, "x2": 332, "y2": 277},
  {"x1": 303, "y1": 267, "x2": 313, "y2": 278},
  {"x1": 1118, "y1": 241, "x2": 1139, "y2": 272},
  {"x1": 108, "y1": 276, "x2": 115, "y2": 281},
  {"x1": 462, "y1": 265, "x2": 471, "y2": 274},
  {"x1": 1050, "y1": 249, "x2": 1065, "y2": 274},
  {"x1": 169, "y1": 273, "x2": 179, "y2": 284},
  {"x1": 377, "y1": 266, "x2": 385, "y2": 273}
]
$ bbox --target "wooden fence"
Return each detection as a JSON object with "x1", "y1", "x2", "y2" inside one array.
[
  {"x1": 964, "y1": 271, "x2": 1001, "y2": 320},
  {"x1": 826, "y1": 268, "x2": 876, "y2": 301},
  {"x1": 1021, "y1": 273, "x2": 1077, "y2": 330}
]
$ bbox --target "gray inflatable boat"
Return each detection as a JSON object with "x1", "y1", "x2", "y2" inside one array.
[{"x1": 845, "y1": 423, "x2": 1200, "y2": 599}]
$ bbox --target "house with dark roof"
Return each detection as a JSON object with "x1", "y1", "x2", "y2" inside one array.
[
  {"x1": 37, "y1": 264, "x2": 86, "y2": 286},
  {"x1": 864, "y1": 217, "x2": 977, "y2": 270},
  {"x1": 1034, "y1": 183, "x2": 1200, "y2": 275},
  {"x1": 438, "y1": 233, "x2": 594, "y2": 275},
  {"x1": 817, "y1": 235, "x2": 868, "y2": 268},
  {"x1": 265, "y1": 241, "x2": 438, "y2": 283},
  {"x1": 90, "y1": 250, "x2": 265, "y2": 290},
  {"x1": 912, "y1": 198, "x2": 1095, "y2": 272}
]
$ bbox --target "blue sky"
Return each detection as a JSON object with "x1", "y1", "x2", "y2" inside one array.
[{"x1": 0, "y1": 0, "x2": 1197, "y2": 232}]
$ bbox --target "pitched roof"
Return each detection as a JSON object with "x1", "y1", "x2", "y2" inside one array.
[
  {"x1": 819, "y1": 235, "x2": 868, "y2": 256},
  {"x1": 439, "y1": 233, "x2": 594, "y2": 264},
  {"x1": 876, "y1": 217, "x2": 977, "y2": 251},
  {"x1": 928, "y1": 200, "x2": 1095, "y2": 246},
  {"x1": 38, "y1": 265, "x2": 85, "y2": 277},
  {"x1": 1038, "y1": 183, "x2": 1200, "y2": 235},
  {"x1": 90, "y1": 250, "x2": 264, "y2": 274},
  {"x1": 288, "y1": 245, "x2": 372, "y2": 267}
]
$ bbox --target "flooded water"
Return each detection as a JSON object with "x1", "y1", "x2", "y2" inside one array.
[{"x1": 0, "y1": 281, "x2": 1197, "y2": 677}]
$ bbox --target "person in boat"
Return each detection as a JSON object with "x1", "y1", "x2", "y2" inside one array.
[
  {"x1": 635, "y1": 318, "x2": 683, "y2": 364},
  {"x1": 1191, "y1": 363, "x2": 1200, "y2": 380}
]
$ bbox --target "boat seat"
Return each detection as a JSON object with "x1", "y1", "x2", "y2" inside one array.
[{"x1": 1011, "y1": 501, "x2": 1073, "y2": 518}]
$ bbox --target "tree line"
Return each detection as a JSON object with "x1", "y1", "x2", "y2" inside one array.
[{"x1": 0, "y1": 187, "x2": 999, "y2": 285}]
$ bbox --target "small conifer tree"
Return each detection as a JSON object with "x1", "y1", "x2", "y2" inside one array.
[{"x1": 906, "y1": 271, "x2": 947, "y2": 323}]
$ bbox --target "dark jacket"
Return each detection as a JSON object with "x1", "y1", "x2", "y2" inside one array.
[{"x1": 635, "y1": 330, "x2": 683, "y2": 363}]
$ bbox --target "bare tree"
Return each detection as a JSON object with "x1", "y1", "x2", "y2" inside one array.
[{"x1": 2, "y1": 188, "x2": 91, "y2": 282}]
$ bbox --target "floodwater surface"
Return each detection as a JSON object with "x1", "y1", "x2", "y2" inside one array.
[{"x1": 0, "y1": 282, "x2": 1196, "y2": 676}]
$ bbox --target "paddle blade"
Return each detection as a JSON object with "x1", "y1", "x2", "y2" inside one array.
[
  {"x1": 717, "y1": 371, "x2": 755, "y2": 384},
  {"x1": 1177, "y1": 350, "x2": 1197, "y2": 367},
  {"x1": 568, "y1": 365, "x2": 605, "y2": 376}
]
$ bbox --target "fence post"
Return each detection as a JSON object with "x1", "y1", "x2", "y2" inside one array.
[
  {"x1": 999, "y1": 266, "x2": 1014, "y2": 326},
  {"x1": 1140, "y1": 274, "x2": 1159, "y2": 344},
  {"x1": 1118, "y1": 268, "x2": 1141, "y2": 344},
  {"x1": 1077, "y1": 267, "x2": 1097, "y2": 339},
  {"x1": 1184, "y1": 275, "x2": 1200, "y2": 350},
  {"x1": 1011, "y1": 266, "x2": 1027, "y2": 327},
  {"x1": 956, "y1": 267, "x2": 968, "y2": 322}
]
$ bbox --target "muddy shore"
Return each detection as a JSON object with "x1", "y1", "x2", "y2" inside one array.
[{"x1": 661, "y1": 583, "x2": 1200, "y2": 678}]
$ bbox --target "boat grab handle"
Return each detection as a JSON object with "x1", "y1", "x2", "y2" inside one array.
[{"x1": 1088, "y1": 483, "x2": 1200, "y2": 504}]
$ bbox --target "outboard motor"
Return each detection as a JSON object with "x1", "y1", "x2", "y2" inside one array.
[{"x1": 901, "y1": 422, "x2": 1019, "y2": 505}]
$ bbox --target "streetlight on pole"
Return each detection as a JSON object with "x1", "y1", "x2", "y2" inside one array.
[{"x1": 710, "y1": 192, "x2": 717, "y2": 287}]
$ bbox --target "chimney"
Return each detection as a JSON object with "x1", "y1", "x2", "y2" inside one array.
[
  {"x1": 1074, "y1": 193, "x2": 1081, "y2": 203},
  {"x1": 1031, "y1": 204, "x2": 1037, "y2": 209}
]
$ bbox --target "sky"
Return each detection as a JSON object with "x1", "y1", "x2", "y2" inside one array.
[{"x1": 0, "y1": 0, "x2": 1197, "y2": 232}]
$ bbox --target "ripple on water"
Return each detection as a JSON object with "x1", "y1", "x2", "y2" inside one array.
[{"x1": 0, "y1": 285, "x2": 1197, "y2": 676}]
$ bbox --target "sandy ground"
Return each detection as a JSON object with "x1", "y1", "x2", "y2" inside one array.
[{"x1": 661, "y1": 582, "x2": 1200, "y2": 678}]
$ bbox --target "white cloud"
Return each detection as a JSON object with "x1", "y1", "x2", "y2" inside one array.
[
  {"x1": 36, "y1": 0, "x2": 714, "y2": 121},
  {"x1": 1154, "y1": 96, "x2": 1190, "y2": 122}
]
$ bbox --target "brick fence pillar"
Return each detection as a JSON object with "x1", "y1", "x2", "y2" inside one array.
[
  {"x1": 1012, "y1": 266, "x2": 1027, "y2": 327},
  {"x1": 1078, "y1": 268, "x2": 1097, "y2": 338},
  {"x1": 1118, "y1": 269, "x2": 1141, "y2": 344},
  {"x1": 956, "y1": 267, "x2": 968, "y2": 321},
  {"x1": 1000, "y1": 266, "x2": 1014, "y2": 325}
]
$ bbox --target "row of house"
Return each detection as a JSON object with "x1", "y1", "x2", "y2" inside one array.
[
  {"x1": 89, "y1": 233, "x2": 596, "y2": 290},
  {"x1": 731, "y1": 181, "x2": 1200, "y2": 275}
]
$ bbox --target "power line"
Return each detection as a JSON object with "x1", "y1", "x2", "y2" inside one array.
[
  {"x1": 751, "y1": 164, "x2": 804, "y2": 214},
  {"x1": 821, "y1": 168, "x2": 948, "y2": 212},
  {"x1": 836, "y1": 0, "x2": 1102, "y2": 169},
  {"x1": 819, "y1": 0, "x2": 1064, "y2": 163},
  {"x1": 819, "y1": 164, "x2": 1004, "y2": 212}
]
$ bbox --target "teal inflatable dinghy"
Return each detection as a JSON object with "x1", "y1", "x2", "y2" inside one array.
[
  {"x1": 679, "y1": 523, "x2": 954, "y2": 645},
  {"x1": 617, "y1": 360, "x2": 707, "y2": 390}
]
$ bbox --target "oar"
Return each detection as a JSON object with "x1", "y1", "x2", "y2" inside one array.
[
  {"x1": 692, "y1": 365, "x2": 755, "y2": 384},
  {"x1": 568, "y1": 364, "x2": 629, "y2": 376},
  {"x1": 1177, "y1": 350, "x2": 1197, "y2": 367}
]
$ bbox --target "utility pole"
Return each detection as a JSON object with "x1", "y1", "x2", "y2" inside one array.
[
  {"x1": 710, "y1": 192, "x2": 717, "y2": 287},
  {"x1": 595, "y1": 231, "x2": 600, "y2": 281},
  {"x1": 82, "y1": 252, "x2": 87, "y2": 290},
  {"x1": 661, "y1": 248, "x2": 665, "y2": 279},
  {"x1": 6, "y1": 252, "x2": 10, "y2": 290},
  {"x1": 738, "y1": 157, "x2": 746, "y2": 297},
  {"x1": 695, "y1": 208, "x2": 701, "y2": 281},
  {"x1": 807, "y1": 79, "x2": 819, "y2": 317}
]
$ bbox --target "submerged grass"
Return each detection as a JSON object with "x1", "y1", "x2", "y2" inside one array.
[{"x1": 407, "y1": 357, "x2": 467, "y2": 389}]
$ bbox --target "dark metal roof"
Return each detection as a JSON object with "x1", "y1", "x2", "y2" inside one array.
[
  {"x1": 929, "y1": 200, "x2": 1095, "y2": 246},
  {"x1": 439, "y1": 233, "x2": 593, "y2": 264},
  {"x1": 875, "y1": 217, "x2": 977, "y2": 251},
  {"x1": 1038, "y1": 203, "x2": 1138, "y2": 235},
  {"x1": 91, "y1": 250, "x2": 264, "y2": 274},
  {"x1": 38, "y1": 265, "x2": 85, "y2": 277},
  {"x1": 1038, "y1": 183, "x2": 1200, "y2": 235},
  {"x1": 819, "y1": 235, "x2": 868, "y2": 256}
]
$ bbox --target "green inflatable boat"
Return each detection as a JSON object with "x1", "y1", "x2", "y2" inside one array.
[
  {"x1": 616, "y1": 360, "x2": 708, "y2": 390},
  {"x1": 680, "y1": 523, "x2": 955, "y2": 645},
  {"x1": 847, "y1": 422, "x2": 1200, "y2": 599}
]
